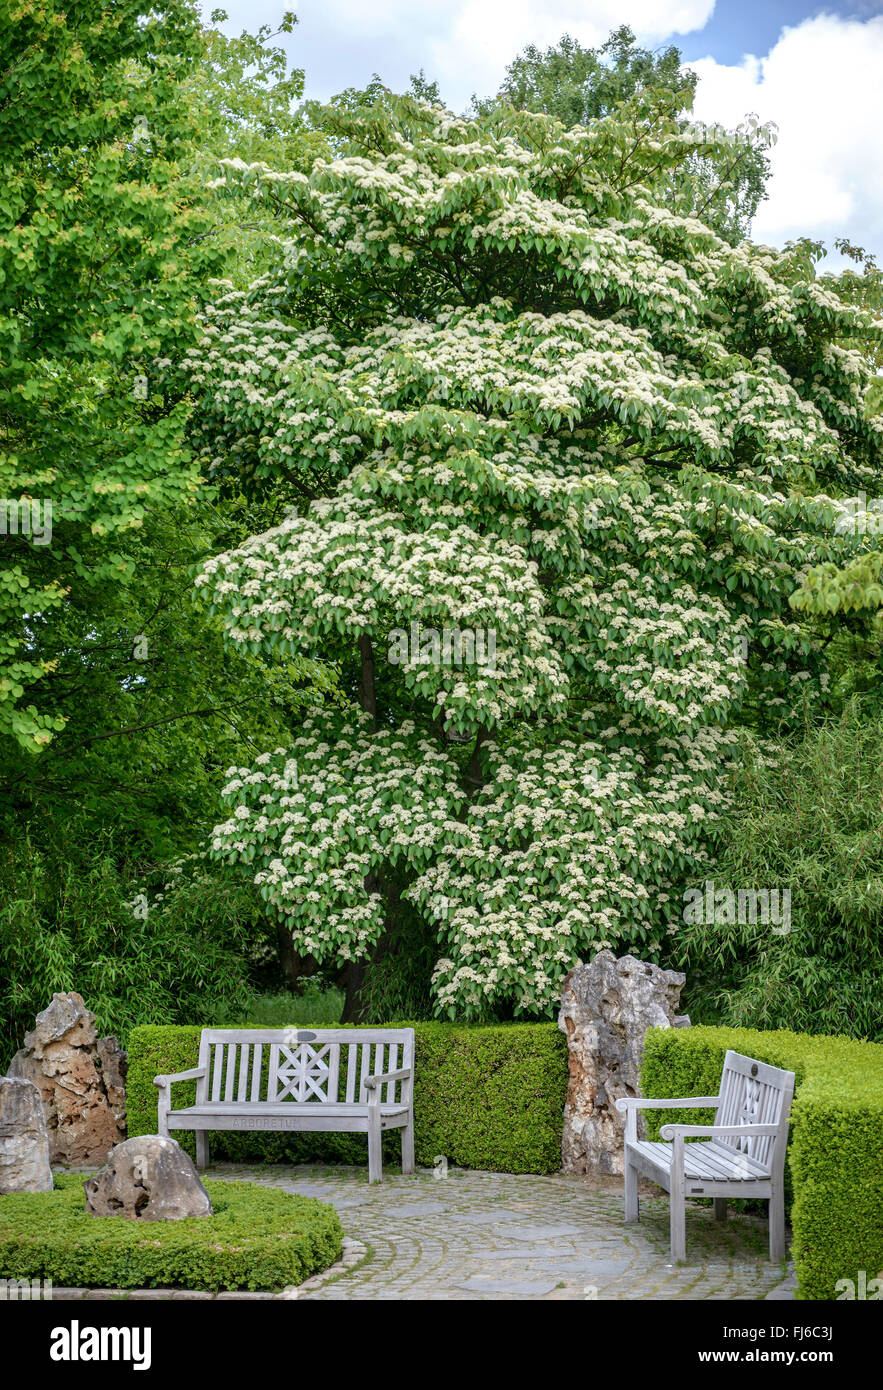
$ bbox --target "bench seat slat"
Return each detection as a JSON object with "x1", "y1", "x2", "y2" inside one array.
[{"x1": 628, "y1": 1139, "x2": 770, "y2": 1182}]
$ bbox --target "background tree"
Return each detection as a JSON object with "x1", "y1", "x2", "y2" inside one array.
[
  {"x1": 0, "y1": 3, "x2": 332, "y2": 1052},
  {"x1": 474, "y1": 26, "x2": 772, "y2": 244},
  {"x1": 183, "y1": 94, "x2": 881, "y2": 1023},
  {"x1": 678, "y1": 704, "x2": 883, "y2": 1040}
]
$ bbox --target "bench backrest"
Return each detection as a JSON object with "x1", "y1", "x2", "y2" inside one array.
[
  {"x1": 713, "y1": 1050, "x2": 795, "y2": 1171},
  {"x1": 195, "y1": 1028, "x2": 414, "y2": 1107}
]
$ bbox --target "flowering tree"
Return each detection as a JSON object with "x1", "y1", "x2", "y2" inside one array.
[{"x1": 181, "y1": 97, "x2": 883, "y2": 1019}]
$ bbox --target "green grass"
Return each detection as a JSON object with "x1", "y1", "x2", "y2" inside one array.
[
  {"x1": 208, "y1": 983, "x2": 344, "y2": 1028},
  {"x1": 0, "y1": 1174, "x2": 343, "y2": 1292}
]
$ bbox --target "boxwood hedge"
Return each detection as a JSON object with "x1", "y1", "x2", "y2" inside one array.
[
  {"x1": 127, "y1": 1021, "x2": 569, "y2": 1175},
  {"x1": 641, "y1": 1025, "x2": 883, "y2": 1301},
  {"x1": 0, "y1": 1175, "x2": 342, "y2": 1291}
]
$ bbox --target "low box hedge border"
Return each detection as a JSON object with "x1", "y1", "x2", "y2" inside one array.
[
  {"x1": 127, "y1": 1021, "x2": 569, "y2": 1176},
  {"x1": 641, "y1": 1025, "x2": 883, "y2": 1301},
  {"x1": 0, "y1": 1174, "x2": 343, "y2": 1292}
]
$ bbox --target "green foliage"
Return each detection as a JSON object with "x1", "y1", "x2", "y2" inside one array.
[
  {"x1": 676, "y1": 707, "x2": 883, "y2": 1040},
  {"x1": 792, "y1": 551, "x2": 883, "y2": 616},
  {"x1": 183, "y1": 9, "x2": 329, "y2": 287},
  {"x1": 127, "y1": 1022, "x2": 568, "y2": 1174},
  {"x1": 412, "y1": 1022, "x2": 568, "y2": 1173},
  {"x1": 0, "y1": 0, "x2": 223, "y2": 753},
  {"x1": 641, "y1": 1025, "x2": 883, "y2": 1300},
  {"x1": 473, "y1": 25, "x2": 771, "y2": 243},
  {"x1": 0, "y1": 1174, "x2": 342, "y2": 1292},
  {"x1": 184, "y1": 93, "x2": 882, "y2": 1018},
  {"x1": 476, "y1": 25, "x2": 695, "y2": 124},
  {"x1": 212, "y1": 985, "x2": 344, "y2": 1028},
  {"x1": 0, "y1": 837, "x2": 266, "y2": 1066},
  {"x1": 0, "y1": 7, "x2": 337, "y2": 1021}
]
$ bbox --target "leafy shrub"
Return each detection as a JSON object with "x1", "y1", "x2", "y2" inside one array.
[
  {"x1": 675, "y1": 708, "x2": 883, "y2": 1040},
  {"x1": 0, "y1": 1175, "x2": 342, "y2": 1291},
  {"x1": 0, "y1": 835, "x2": 266, "y2": 1066},
  {"x1": 128, "y1": 1021, "x2": 569, "y2": 1174},
  {"x1": 641, "y1": 1025, "x2": 883, "y2": 1300}
]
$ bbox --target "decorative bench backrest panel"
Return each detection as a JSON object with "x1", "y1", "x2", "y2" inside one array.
[
  {"x1": 195, "y1": 1029, "x2": 415, "y2": 1107},
  {"x1": 713, "y1": 1050, "x2": 794, "y2": 1170}
]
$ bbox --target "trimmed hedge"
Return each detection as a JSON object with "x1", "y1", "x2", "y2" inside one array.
[
  {"x1": 0, "y1": 1175, "x2": 342, "y2": 1291},
  {"x1": 128, "y1": 1021, "x2": 569, "y2": 1175},
  {"x1": 641, "y1": 1025, "x2": 883, "y2": 1301}
]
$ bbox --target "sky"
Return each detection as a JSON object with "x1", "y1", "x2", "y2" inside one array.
[{"x1": 207, "y1": 2, "x2": 883, "y2": 267}]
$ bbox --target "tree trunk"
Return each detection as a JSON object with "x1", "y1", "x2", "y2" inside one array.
[
  {"x1": 275, "y1": 924, "x2": 319, "y2": 993},
  {"x1": 339, "y1": 960, "x2": 369, "y2": 1023},
  {"x1": 338, "y1": 868, "x2": 391, "y2": 1022}
]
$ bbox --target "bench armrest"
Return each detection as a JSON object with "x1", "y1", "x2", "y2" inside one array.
[
  {"x1": 614, "y1": 1097, "x2": 719, "y2": 1113},
  {"x1": 616, "y1": 1096, "x2": 719, "y2": 1141},
  {"x1": 364, "y1": 1069, "x2": 412, "y2": 1092},
  {"x1": 365, "y1": 1069, "x2": 413, "y2": 1106},
  {"x1": 660, "y1": 1122, "x2": 781, "y2": 1140},
  {"x1": 153, "y1": 1066, "x2": 206, "y2": 1089}
]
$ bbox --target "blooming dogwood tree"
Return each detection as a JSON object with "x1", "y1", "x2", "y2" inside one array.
[{"x1": 180, "y1": 97, "x2": 883, "y2": 1018}]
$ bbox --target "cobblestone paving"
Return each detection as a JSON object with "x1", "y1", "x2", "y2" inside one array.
[{"x1": 207, "y1": 1162, "x2": 794, "y2": 1301}]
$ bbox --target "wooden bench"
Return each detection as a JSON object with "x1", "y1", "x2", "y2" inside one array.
[
  {"x1": 615, "y1": 1050, "x2": 795, "y2": 1263},
  {"x1": 155, "y1": 1027, "x2": 415, "y2": 1184}
]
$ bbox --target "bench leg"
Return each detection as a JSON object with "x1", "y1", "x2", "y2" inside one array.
[
  {"x1": 400, "y1": 1120, "x2": 415, "y2": 1176},
  {"x1": 769, "y1": 1185, "x2": 786, "y2": 1263},
  {"x1": 196, "y1": 1131, "x2": 209, "y2": 1171},
  {"x1": 624, "y1": 1159, "x2": 639, "y2": 1222},
  {"x1": 714, "y1": 1198, "x2": 727, "y2": 1222},
  {"x1": 367, "y1": 1109, "x2": 383, "y2": 1184},
  {"x1": 670, "y1": 1178, "x2": 687, "y2": 1263}
]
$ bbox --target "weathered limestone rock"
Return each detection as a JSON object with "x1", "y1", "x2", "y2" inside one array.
[
  {"x1": 0, "y1": 1076, "x2": 54, "y2": 1193},
  {"x1": 7, "y1": 993, "x2": 127, "y2": 1165},
  {"x1": 96, "y1": 1035, "x2": 128, "y2": 1132},
  {"x1": 559, "y1": 951, "x2": 689, "y2": 1176},
  {"x1": 84, "y1": 1136, "x2": 213, "y2": 1221}
]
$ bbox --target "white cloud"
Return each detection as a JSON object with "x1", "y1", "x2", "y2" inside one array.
[
  {"x1": 307, "y1": 1, "x2": 716, "y2": 105},
  {"x1": 689, "y1": 14, "x2": 883, "y2": 264},
  {"x1": 432, "y1": 1, "x2": 715, "y2": 99}
]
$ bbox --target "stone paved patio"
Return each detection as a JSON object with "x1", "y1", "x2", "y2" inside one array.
[
  {"x1": 218, "y1": 1163, "x2": 794, "y2": 1301},
  {"x1": 50, "y1": 1162, "x2": 796, "y2": 1301}
]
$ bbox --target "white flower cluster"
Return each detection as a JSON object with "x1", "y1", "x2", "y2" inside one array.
[{"x1": 188, "y1": 99, "x2": 883, "y2": 1016}]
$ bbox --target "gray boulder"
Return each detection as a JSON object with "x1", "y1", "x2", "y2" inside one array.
[
  {"x1": 0, "y1": 1076, "x2": 53, "y2": 1193},
  {"x1": 83, "y1": 1135, "x2": 213, "y2": 1221}
]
